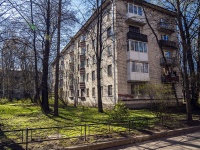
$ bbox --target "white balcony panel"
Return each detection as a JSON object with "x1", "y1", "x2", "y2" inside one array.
[
  {"x1": 126, "y1": 13, "x2": 146, "y2": 24},
  {"x1": 127, "y1": 51, "x2": 148, "y2": 61}
]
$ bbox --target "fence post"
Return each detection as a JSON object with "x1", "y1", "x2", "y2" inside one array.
[
  {"x1": 84, "y1": 124, "x2": 86, "y2": 141},
  {"x1": 26, "y1": 128, "x2": 28, "y2": 150}
]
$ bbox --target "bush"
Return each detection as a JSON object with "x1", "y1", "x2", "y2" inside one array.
[
  {"x1": 0, "y1": 98, "x2": 9, "y2": 104},
  {"x1": 109, "y1": 102, "x2": 130, "y2": 122}
]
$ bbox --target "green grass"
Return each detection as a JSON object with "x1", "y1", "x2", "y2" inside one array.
[{"x1": 0, "y1": 100, "x2": 155, "y2": 131}]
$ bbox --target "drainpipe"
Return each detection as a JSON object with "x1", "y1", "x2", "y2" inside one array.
[{"x1": 112, "y1": 0, "x2": 117, "y2": 105}]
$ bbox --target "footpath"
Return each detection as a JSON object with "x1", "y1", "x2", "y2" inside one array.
[{"x1": 65, "y1": 126, "x2": 200, "y2": 150}]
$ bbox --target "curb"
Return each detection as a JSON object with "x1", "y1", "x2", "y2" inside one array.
[{"x1": 65, "y1": 126, "x2": 200, "y2": 150}]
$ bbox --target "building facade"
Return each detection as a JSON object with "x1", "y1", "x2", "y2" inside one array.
[{"x1": 52, "y1": 0, "x2": 182, "y2": 108}]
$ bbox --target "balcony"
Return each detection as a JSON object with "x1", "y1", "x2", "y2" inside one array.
[
  {"x1": 161, "y1": 75, "x2": 179, "y2": 83},
  {"x1": 79, "y1": 82, "x2": 85, "y2": 89},
  {"x1": 127, "y1": 31, "x2": 148, "y2": 42},
  {"x1": 79, "y1": 41, "x2": 86, "y2": 47},
  {"x1": 80, "y1": 54, "x2": 86, "y2": 61},
  {"x1": 69, "y1": 85, "x2": 73, "y2": 90},
  {"x1": 158, "y1": 40, "x2": 178, "y2": 49},
  {"x1": 70, "y1": 51, "x2": 74, "y2": 56},
  {"x1": 158, "y1": 22, "x2": 175, "y2": 34},
  {"x1": 160, "y1": 57, "x2": 177, "y2": 66},
  {"x1": 126, "y1": 13, "x2": 146, "y2": 26},
  {"x1": 80, "y1": 68, "x2": 85, "y2": 74}
]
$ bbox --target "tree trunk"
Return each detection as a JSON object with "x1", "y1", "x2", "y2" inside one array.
[
  {"x1": 54, "y1": 0, "x2": 62, "y2": 117},
  {"x1": 30, "y1": 0, "x2": 40, "y2": 104},
  {"x1": 96, "y1": 0, "x2": 103, "y2": 113},
  {"x1": 41, "y1": 0, "x2": 51, "y2": 113},
  {"x1": 176, "y1": 0, "x2": 192, "y2": 121}
]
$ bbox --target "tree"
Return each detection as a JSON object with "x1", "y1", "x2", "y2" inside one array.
[{"x1": 54, "y1": 0, "x2": 62, "y2": 116}]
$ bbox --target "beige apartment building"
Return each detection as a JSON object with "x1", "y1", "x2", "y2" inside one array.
[{"x1": 52, "y1": 0, "x2": 183, "y2": 108}]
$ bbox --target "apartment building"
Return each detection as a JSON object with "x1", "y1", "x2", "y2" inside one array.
[{"x1": 52, "y1": 0, "x2": 182, "y2": 108}]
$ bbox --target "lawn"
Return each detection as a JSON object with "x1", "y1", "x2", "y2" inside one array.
[{"x1": 0, "y1": 100, "x2": 155, "y2": 130}]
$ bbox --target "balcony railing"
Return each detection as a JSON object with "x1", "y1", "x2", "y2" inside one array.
[
  {"x1": 80, "y1": 54, "x2": 86, "y2": 61},
  {"x1": 158, "y1": 22, "x2": 175, "y2": 34},
  {"x1": 80, "y1": 68, "x2": 85, "y2": 74},
  {"x1": 159, "y1": 40, "x2": 178, "y2": 49},
  {"x1": 79, "y1": 82, "x2": 85, "y2": 89},
  {"x1": 161, "y1": 75, "x2": 179, "y2": 83},
  {"x1": 79, "y1": 41, "x2": 86, "y2": 47},
  {"x1": 127, "y1": 31, "x2": 148, "y2": 42},
  {"x1": 160, "y1": 57, "x2": 177, "y2": 66},
  {"x1": 69, "y1": 85, "x2": 73, "y2": 90}
]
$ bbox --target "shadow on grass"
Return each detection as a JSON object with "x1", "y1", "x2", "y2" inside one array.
[{"x1": 0, "y1": 128, "x2": 24, "y2": 150}]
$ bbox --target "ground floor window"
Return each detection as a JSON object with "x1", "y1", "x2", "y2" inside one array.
[
  {"x1": 81, "y1": 89, "x2": 85, "y2": 97},
  {"x1": 131, "y1": 84, "x2": 143, "y2": 96},
  {"x1": 108, "y1": 85, "x2": 112, "y2": 96}
]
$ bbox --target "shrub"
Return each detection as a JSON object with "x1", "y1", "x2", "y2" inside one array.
[
  {"x1": 109, "y1": 102, "x2": 130, "y2": 122},
  {"x1": 0, "y1": 98, "x2": 9, "y2": 105}
]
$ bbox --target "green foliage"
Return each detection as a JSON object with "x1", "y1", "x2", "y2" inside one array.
[
  {"x1": 109, "y1": 102, "x2": 130, "y2": 122},
  {"x1": 0, "y1": 98, "x2": 9, "y2": 104},
  {"x1": 141, "y1": 83, "x2": 174, "y2": 118}
]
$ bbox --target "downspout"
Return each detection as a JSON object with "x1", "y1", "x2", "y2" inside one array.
[{"x1": 112, "y1": 0, "x2": 117, "y2": 105}]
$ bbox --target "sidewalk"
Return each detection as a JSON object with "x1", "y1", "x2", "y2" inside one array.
[{"x1": 66, "y1": 126, "x2": 200, "y2": 150}]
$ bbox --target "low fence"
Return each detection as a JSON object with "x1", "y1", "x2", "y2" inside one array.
[{"x1": 0, "y1": 117, "x2": 163, "y2": 150}]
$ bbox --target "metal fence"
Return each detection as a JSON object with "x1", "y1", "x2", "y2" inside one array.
[{"x1": 0, "y1": 117, "x2": 159, "y2": 150}]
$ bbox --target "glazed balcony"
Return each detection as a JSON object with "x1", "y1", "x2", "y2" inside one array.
[
  {"x1": 127, "y1": 31, "x2": 148, "y2": 42},
  {"x1": 158, "y1": 40, "x2": 178, "y2": 49},
  {"x1": 158, "y1": 22, "x2": 175, "y2": 34},
  {"x1": 79, "y1": 82, "x2": 85, "y2": 89},
  {"x1": 160, "y1": 57, "x2": 177, "y2": 66},
  {"x1": 161, "y1": 75, "x2": 179, "y2": 83}
]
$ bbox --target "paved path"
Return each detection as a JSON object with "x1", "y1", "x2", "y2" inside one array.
[{"x1": 104, "y1": 131, "x2": 200, "y2": 150}]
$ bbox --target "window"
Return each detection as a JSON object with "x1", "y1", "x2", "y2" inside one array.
[
  {"x1": 87, "y1": 88, "x2": 89, "y2": 97},
  {"x1": 143, "y1": 63, "x2": 149, "y2": 73},
  {"x1": 81, "y1": 89, "x2": 85, "y2": 97},
  {"x1": 129, "y1": 26, "x2": 140, "y2": 33},
  {"x1": 86, "y1": 44, "x2": 89, "y2": 52},
  {"x1": 134, "y1": 6, "x2": 137, "y2": 14},
  {"x1": 81, "y1": 47, "x2": 86, "y2": 54},
  {"x1": 128, "y1": 3, "x2": 133, "y2": 13},
  {"x1": 70, "y1": 90, "x2": 73, "y2": 97},
  {"x1": 107, "y1": 10, "x2": 111, "y2": 21},
  {"x1": 161, "y1": 35, "x2": 169, "y2": 41},
  {"x1": 135, "y1": 41, "x2": 139, "y2": 51},
  {"x1": 108, "y1": 65, "x2": 112, "y2": 76},
  {"x1": 138, "y1": 7, "x2": 142, "y2": 16},
  {"x1": 92, "y1": 87, "x2": 95, "y2": 97},
  {"x1": 100, "y1": 68, "x2": 102, "y2": 78},
  {"x1": 80, "y1": 34, "x2": 86, "y2": 41},
  {"x1": 77, "y1": 90, "x2": 79, "y2": 97},
  {"x1": 92, "y1": 71, "x2": 95, "y2": 80},
  {"x1": 108, "y1": 85, "x2": 112, "y2": 96},
  {"x1": 86, "y1": 58, "x2": 89, "y2": 67},
  {"x1": 93, "y1": 55, "x2": 96, "y2": 63},
  {"x1": 80, "y1": 61, "x2": 85, "y2": 68},
  {"x1": 128, "y1": 3, "x2": 143, "y2": 16},
  {"x1": 108, "y1": 45, "x2": 112, "y2": 56},
  {"x1": 160, "y1": 19, "x2": 168, "y2": 28},
  {"x1": 107, "y1": 27, "x2": 112, "y2": 38},
  {"x1": 101, "y1": 86, "x2": 103, "y2": 96},
  {"x1": 92, "y1": 39, "x2": 95, "y2": 49},
  {"x1": 81, "y1": 74, "x2": 85, "y2": 82},
  {"x1": 129, "y1": 40, "x2": 148, "y2": 53},
  {"x1": 132, "y1": 61, "x2": 149, "y2": 73},
  {"x1": 86, "y1": 73, "x2": 89, "y2": 81},
  {"x1": 165, "y1": 51, "x2": 171, "y2": 58}
]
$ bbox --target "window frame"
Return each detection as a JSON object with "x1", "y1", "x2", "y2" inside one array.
[{"x1": 108, "y1": 85, "x2": 112, "y2": 96}]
